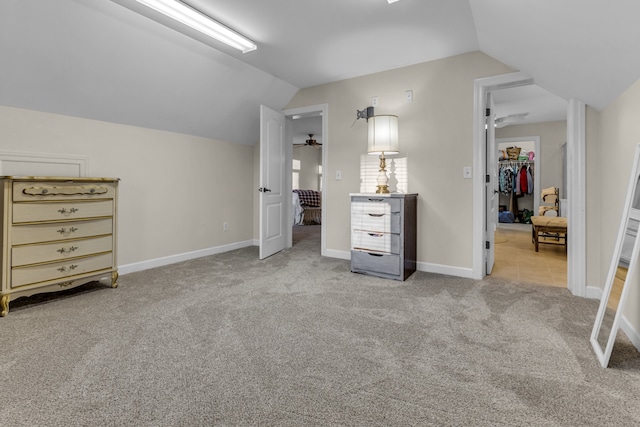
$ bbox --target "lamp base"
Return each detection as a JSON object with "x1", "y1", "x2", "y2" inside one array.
[
  {"x1": 376, "y1": 185, "x2": 389, "y2": 194},
  {"x1": 375, "y1": 153, "x2": 390, "y2": 194}
]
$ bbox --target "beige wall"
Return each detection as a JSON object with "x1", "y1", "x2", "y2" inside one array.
[
  {"x1": 0, "y1": 106, "x2": 254, "y2": 268},
  {"x1": 496, "y1": 120, "x2": 567, "y2": 200},
  {"x1": 285, "y1": 52, "x2": 513, "y2": 269},
  {"x1": 293, "y1": 146, "x2": 322, "y2": 191},
  {"x1": 596, "y1": 78, "x2": 640, "y2": 333}
]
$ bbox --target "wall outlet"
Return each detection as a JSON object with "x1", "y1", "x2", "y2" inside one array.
[
  {"x1": 463, "y1": 166, "x2": 472, "y2": 179},
  {"x1": 371, "y1": 96, "x2": 378, "y2": 107},
  {"x1": 223, "y1": 221, "x2": 229, "y2": 231}
]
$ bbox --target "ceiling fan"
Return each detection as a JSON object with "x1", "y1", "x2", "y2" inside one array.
[
  {"x1": 294, "y1": 134, "x2": 322, "y2": 149},
  {"x1": 495, "y1": 112, "x2": 529, "y2": 128}
]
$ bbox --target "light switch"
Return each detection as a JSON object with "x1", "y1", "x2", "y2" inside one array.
[
  {"x1": 405, "y1": 90, "x2": 413, "y2": 102},
  {"x1": 336, "y1": 170, "x2": 342, "y2": 180},
  {"x1": 463, "y1": 167, "x2": 472, "y2": 179}
]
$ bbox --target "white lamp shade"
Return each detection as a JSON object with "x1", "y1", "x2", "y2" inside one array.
[{"x1": 368, "y1": 115, "x2": 399, "y2": 154}]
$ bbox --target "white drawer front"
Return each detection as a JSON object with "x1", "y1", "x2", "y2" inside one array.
[
  {"x1": 12, "y1": 235, "x2": 113, "y2": 267},
  {"x1": 13, "y1": 200, "x2": 113, "y2": 223},
  {"x1": 351, "y1": 211, "x2": 400, "y2": 233},
  {"x1": 351, "y1": 230, "x2": 400, "y2": 254},
  {"x1": 351, "y1": 197, "x2": 401, "y2": 213},
  {"x1": 12, "y1": 218, "x2": 113, "y2": 245},
  {"x1": 13, "y1": 181, "x2": 116, "y2": 202},
  {"x1": 11, "y1": 252, "x2": 113, "y2": 288},
  {"x1": 351, "y1": 201, "x2": 390, "y2": 216}
]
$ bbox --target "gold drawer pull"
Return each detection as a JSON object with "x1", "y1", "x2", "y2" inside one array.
[
  {"x1": 57, "y1": 207, "x2": 79, "y2": 215},
  {"x1": 56, "y1": 246, "x2": 78, "y2": 255},
  {"x1": 57, "y1": 226, "x2": 79, "y2": 235},
  {"x1": 57, "y1": 264, "x2": 78, "y2": 273}
]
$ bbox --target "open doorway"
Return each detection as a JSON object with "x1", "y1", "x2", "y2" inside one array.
[
  {"x1": 283, "y1": 104, "x2": 328, "y2": 255},
  {"x1": 485, "y1": 82, "x2": 570, "y2": 288}
]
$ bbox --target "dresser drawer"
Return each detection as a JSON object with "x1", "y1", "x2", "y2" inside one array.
[
  {"x1": 13, "y1": 181, "x2": 116, "y2": 202},
  {"x1": 351, "y1": 211, "x2": 400, "y2": 233},
  {"x1": 351, "y1": 230, "x2": 400, "y2": 254},
  {"x1": 11, "y1": 252, "x2": 113, "y2": 288},
  {"x1": 351, "y1": 250, "x2": 401, "y2": 276},
  {"x1": 351, "y1": 196, "x2": 401, "y2": 213},
  {"x1": 12, "y1": 235, "x2": 113, "y2": 267},
  {"x1": 13, "y1": 200, "x2": 113, "y2": 223},
  {"x1": 12, "y1": 218, "x2": 113, "y2": 245}
]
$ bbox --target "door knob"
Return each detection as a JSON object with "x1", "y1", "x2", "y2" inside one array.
[{"x1": 258, "y1": 187, "x2": 272, "y2": 192}]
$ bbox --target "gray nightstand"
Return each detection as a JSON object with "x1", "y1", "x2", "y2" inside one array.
[{"x1": 350, "y1": 193, "x2": 417, "y2": 281}]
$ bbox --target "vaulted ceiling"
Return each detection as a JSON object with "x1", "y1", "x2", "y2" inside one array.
[{"x1": 2, "y1": 0, "x2": 640, "y2": 145}]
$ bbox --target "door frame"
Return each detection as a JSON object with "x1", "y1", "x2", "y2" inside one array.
[
  {"x1": 485, "y1": 92, "x2": 497, "y2": 275},
  {"x1": 473, "y1": 72, "x2": 587, "y2": 297},
  {"x1": 283, "y1": 103, "x2": 329, "y2": 256}
]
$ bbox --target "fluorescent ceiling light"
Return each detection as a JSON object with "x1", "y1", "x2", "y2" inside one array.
[
  {"x1": 135, "y1": 0, "x2": 257, "y2": 53},
  {"x1": 387, "y1": 0, "x2": 401, "y2": 3}
]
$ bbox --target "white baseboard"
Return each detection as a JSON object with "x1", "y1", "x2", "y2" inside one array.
[
  {"x1": 324, "y1": 249, "x2": 350, "y2": 260},
  {"x1": 416, "y1": 261, "x2": 474, "y2": 279},
  {"x1": 118, "y1": 240, "x2": 254, "y2": 275},
  {"x1": 322, "y1": 249, "x2": 474, "y2": 278},
  {"x1": 586, "y1": 285, "x2": 602, "y2": 300}
]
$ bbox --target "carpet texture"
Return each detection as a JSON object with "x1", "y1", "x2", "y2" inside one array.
[{"x1": 1, "y1": 225, "x2": 639, "y2": 426}]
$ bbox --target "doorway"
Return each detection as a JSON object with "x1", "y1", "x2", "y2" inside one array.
[
  {"x1": 283, "y1": 104, "x2": 328, "y2": 256},
  {"x1": 490, "y1": 87, "x2": 568, "y2": 287},
  {"x1": 473, "y1": 72, "x2": 586, "y2": 296}
]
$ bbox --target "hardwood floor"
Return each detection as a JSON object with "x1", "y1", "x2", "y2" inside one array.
[{"x1": 491, "y1": 223, "x2": 567, "y2": 288}]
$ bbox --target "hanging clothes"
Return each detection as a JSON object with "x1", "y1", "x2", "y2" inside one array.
[
  {"x1": 519, "y1": 165, "x2": 528, "y2": 194},
  {"x1": 498, "y1": 160, "x2": 536, "y2": 221}
]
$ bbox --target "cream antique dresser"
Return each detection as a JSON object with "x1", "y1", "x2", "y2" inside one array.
[
  {"x1": 350, "y1": 193, "x2": 418, "y2": 281},
  {"x1": 0, "y1": 177, "x2": 119, "y2": 316}
]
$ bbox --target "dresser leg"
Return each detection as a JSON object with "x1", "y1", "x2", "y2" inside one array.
[
  {"x1": 111, "y1": 271, "x2": 119, "y2": 288},
  {"x1": 0, "y1": 295, "x2": 9, "y2": 317}
]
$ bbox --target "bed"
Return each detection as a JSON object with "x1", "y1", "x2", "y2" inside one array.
[{"x1": 293, "y1": 190, "x2": 321, "y2": 225}]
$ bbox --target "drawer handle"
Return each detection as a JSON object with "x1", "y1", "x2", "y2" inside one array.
[
  {"x1": 368, "y1": 213, "x2": 384, "y2": 217},
  {"x1": 367, "y1": 253, "x2": 383, "y2": 257},
  {"x1": 56, "y1": 246, "x2": 78, "y2": 255},
  {"x1": 368, "y1": 233, "x2": 384, "y2": 237},
  {"x1": 57, "y1": 264, "x2": 78, "y2": 273},
  {"x1": 57, "y1": 226, "x2": 79, "y2": 235},
  {"x1": 367, "y1": 198, "x2": 384, "y2": 202},
  {"x1": 58, "y1": 207, "x2": 79, "y2": 215}
]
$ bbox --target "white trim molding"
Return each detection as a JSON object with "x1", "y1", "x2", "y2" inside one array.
[
  {"x1": 416, "y1": 261, "x2": 474, "y2": 279},
  {"x1": 119, "y1": 240, "x2": 254, "y2": 275},
  {"x1": 567, "y1": 99, "x2": 587, "y2": 297}
]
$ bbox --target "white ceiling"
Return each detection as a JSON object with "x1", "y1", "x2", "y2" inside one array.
[{"x1": 2, "y1": 0, "x2": 640, "y2": 143}]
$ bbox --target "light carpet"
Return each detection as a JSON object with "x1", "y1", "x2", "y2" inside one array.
[{"x1": 1, "y1": 225, "x2": 639, "y2": 426}]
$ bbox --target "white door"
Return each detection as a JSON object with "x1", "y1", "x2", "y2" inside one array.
[
  {"x1": 259, "y1": 105, "x2": 287, "y2": 259},
  {"x1": 485, "y1": 93, "x2": 497, "y2": 274}
]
